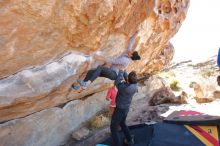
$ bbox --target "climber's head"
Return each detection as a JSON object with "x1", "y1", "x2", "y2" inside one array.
[
  {"x1": 128, "y1": 51, "x2": 141, "y2": 61},
  {"x1": 217, "y1": 76, "x2": 220, "y2": 86},
  {"x1": 128, "y1": 71, "x2": 137, "y2": 84}
]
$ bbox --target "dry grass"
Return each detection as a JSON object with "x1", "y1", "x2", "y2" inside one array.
[
  {"x1": 170, "y1": 80, "x2": 181, "y2": 91},
  {"x1": 200, "y1": 69, "x2": 214, "y2": 78},
  {"x1": 89, "y1": 114, "x2": 110, "y2": 129}
]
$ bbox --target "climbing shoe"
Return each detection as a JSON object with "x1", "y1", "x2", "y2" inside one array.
[
  {"x1": 77, "y1": 80, "x2": 89, "y2": 89},
  {"x1": 71, "y1": 84, "x2": 81, "y2": 92}
]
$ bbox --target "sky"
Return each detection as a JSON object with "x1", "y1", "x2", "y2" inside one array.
[{"x1": 171, "y1": 0, "x2": 220, "y2": 62}]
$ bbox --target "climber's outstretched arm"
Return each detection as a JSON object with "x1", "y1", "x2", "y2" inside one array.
[
  {"x1": 127, "y1": 29, "x2": 139, "y2": 51},
  {"x1": 93, "y1": 54, "x2": 107, "y2": 63}
]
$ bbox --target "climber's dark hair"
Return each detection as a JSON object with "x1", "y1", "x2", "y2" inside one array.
[
  {"x1": 128, "y1": 71, "x2": 137, "y2": 84},
  {"x1": 217, "y1": 75, "x2": 220, "y2": 81},
  {"x1": 131, "y1": 51, "x2": 141, "y2": 60}
]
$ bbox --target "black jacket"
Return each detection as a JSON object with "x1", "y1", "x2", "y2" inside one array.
[{"x1": 114, "y1": 70, "x2": 138, "y2": 109}]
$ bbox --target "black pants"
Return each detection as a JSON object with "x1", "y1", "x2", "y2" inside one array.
[
  {"x1": 84, "y1": 65, "x2": 118, "y2": 82},
  {"x1": 110, "y1": 107, "x2": 132, "y2": 146}
]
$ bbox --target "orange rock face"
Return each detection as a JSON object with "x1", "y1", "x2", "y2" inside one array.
[{"x1": 0, "y1": 0, "x2": 189, "y2": 122}]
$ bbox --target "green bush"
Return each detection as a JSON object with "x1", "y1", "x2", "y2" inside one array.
[
  {"x1": 201, "y1": 70, "x2": 213, "y2": 78},
  {"x1": 170, "y1": 80, "x2": 181, "y2": 91}
]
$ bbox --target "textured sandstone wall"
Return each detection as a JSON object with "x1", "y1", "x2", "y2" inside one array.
[
  {"x1": 0, "y1": 0, "x2": 189, "y2": 145},
  {"x1": 0, "y1": 0, "x2": 189, "y2": 123},
  {"x1": 0, "y1": 0, "x2": 189, "y2": 146},
  {"x1": 0, "y1": 91, "x2": 110, "y2": 146}
]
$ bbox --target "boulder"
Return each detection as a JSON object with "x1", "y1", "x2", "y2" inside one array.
[
  {"x1": 72, "y1": 128, "x2": 90, "y2": 141},
  {"x1": 0, "y1": 91, "x2": 109, "y2": 146},
  {"x1": 0, "y1": 0, "x2": 189, "y2": 122},
  {"x1": 189, "y1": 81, "x2": 215, "y2": 103},
  {"x1": 149, "y1": 87, "x2": 176, "y2": 106}
]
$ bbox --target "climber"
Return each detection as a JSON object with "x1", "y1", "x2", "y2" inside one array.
[
  {"x1": 72, "y1": 31, "x2": 141, "y2": 92},
  {"x1": 111, "y1": 70, "x2": 138, "y2": 146}
]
